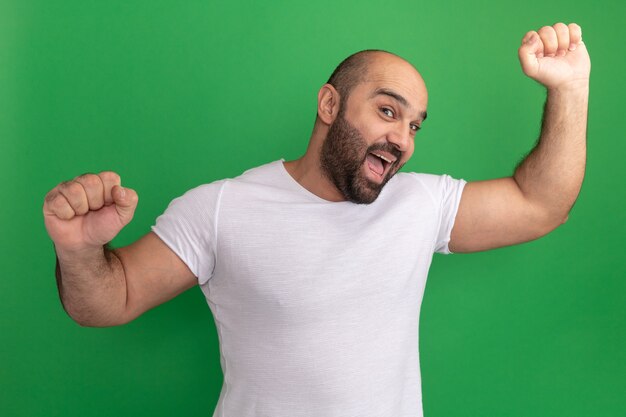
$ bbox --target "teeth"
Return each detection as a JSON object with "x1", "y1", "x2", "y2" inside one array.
[{"x1": 372, "y1": 153, "x2": 392, "y2": 163}]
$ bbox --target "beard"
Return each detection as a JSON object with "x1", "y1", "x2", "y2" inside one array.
[{"x1": 320, "y1": 111, "x2": 404, "y2": 204}]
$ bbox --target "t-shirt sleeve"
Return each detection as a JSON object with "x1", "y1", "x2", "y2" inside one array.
[
  {"x1": 151, "y1": 180, "x2": 226, "y2": 285},
  {"x1": 434, "y1": 174, "x2": 467, "y2": 255}
]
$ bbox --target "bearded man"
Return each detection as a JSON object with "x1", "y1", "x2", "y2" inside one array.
[{"x1": 43, "y1": 22, "x2": 590, "y2": 417}]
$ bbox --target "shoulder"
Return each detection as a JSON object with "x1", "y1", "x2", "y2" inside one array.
[
  {"x1": 176, "y1": 160, "x2": 282, "y2": 201},
  {"x1": 386, "y1": 172, "x2": 459, "y2": 198},
  {"x1": 175, "y1": 179, "x2": 227, "y2": 205},
  {"x1": 234, "y1": 160, "x2": 285, "y2": 185},
  {"x1": 395, "y1": 172, "x2": 458, "y2": 187}
]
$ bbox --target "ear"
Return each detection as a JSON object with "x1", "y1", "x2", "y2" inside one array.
[{"x1": 317, "y1": 84, "x2": 341, "y2": 125}]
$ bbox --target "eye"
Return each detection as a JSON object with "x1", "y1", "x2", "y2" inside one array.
[
  {"x1": 380, "y1": 107, "x2": 395, "y2": 118},
  {"x1": 410, "y1": 124, "x2": 420, "y2": 133}
]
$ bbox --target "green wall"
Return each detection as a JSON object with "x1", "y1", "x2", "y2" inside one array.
[{"x1": 1, "y1": 1, "x2": 624, "y2": 416}]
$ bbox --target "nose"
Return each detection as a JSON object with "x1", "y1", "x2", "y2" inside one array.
[{"x1": 386, "y1": 124, "x2": 412, "y2": 153}]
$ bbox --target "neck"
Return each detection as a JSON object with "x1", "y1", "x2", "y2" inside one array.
[{"x1": 283, "y1": 133, "x2": 345, "y2": 202}]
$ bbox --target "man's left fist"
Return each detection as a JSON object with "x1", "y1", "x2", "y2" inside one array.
[{"x1": 518, "y1": 22, "x2": 591, "y2": 91}]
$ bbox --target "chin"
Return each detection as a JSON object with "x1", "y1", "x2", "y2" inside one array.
[{"x1": 344, "y1": 176, "x2": 390, "y2": 204}]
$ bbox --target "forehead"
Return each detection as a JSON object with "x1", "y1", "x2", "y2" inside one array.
[{"x1": 349, "y1": 55, "x2": 428, "y2": 117}]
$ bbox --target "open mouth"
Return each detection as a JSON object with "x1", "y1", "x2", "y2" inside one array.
[{"x1": 365, "y1": 151, "x2": 396, "y2": 179}]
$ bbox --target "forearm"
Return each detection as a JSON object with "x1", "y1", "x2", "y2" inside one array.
[
  {"x1": 55, "y1": 244, "x2": 128, "y2": 327},
  {"x1": 513, "y1": 82, "x2": 589, "y2": 224}
]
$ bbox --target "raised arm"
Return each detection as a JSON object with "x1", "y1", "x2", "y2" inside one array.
[
  {"x1": 449, "y1": 22, "x2": 590, "y2": 253},
  {"x1": 44, "y1": 172, "x2": 196, "y2": 327}
]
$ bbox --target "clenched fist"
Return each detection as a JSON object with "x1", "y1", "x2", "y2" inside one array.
[
  {"x1": 518, "y1": 22, "x2": 591, "y2": 90},
  {"x1": 43, "y1": 172, "x2": 139, "y2": 253}
]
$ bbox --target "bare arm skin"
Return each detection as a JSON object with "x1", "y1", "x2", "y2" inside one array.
[
  {"x1": 449, "y1": 22, "x2": 590, "y2": 253},
  {"x1": 45, "y1": 172, "x2": 196, "y2": 327}
]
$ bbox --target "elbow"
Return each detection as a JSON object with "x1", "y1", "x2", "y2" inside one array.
[
  {"x1": 536, "y1": 211, "x2": 569, "y2": 237},
  {"x1": 70, "y1": 315, "x2": 115, "y2": 328},
  {"x1": 62, "y1": 302, "x2": 130, "y2": 328},
  {"x1": 65, "y1": 311, "x2": 107, "y2": 328},
  {"x1": 71, "y1": 315, "x2": 103, "y2": 328},
  {"x1": 63, "y1": 308, "x2": 99, "y2": 327},
  {"x1": 551, "y1": 211, "x2": 570, "y2": 228},
  {"x1": 71, "y1": 314, "x2": 130, "y2": 328}
]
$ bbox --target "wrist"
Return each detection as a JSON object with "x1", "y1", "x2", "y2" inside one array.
[
  {"x1": 547, "y1": 78, "x2": 589, "y2": 95},
  {"x1": 54, "y1": 244, "x2": 108, "y2": 264}
]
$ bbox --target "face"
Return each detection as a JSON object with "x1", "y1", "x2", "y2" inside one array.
[
  {"x1": 319, "y1": 56, "x2": 428, "y2": 204},
  {"x1": 320, "y1": 107, "x2": 404, "y2": 204}
]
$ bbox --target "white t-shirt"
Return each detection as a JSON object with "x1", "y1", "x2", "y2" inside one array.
[{"x1": 152, "y1": 160, "x2": 466, "y2": 417}]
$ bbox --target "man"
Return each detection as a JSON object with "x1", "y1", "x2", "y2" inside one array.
[{"x1": 43, "y1": 23, "x2": 589, "y2": 416}]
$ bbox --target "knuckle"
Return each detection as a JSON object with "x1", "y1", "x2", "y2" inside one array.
[
  {"x1": 78, "y1": 174, "x2": 102, "y2": 189},
  {"x1": 44, "y1": 190, "x2": 58, "y2": 204},
  {"x1": 63, "y1": 181, "x2": 84, "y2": 197},
  {"x1": 57, "y1": 181, "x2": 72, "y2": 195},
  {"x1": 538, "y1": 27, "x2": 557, "y2": 42},
  {"x1": 99, "y1": 171, "x2": 121, "y2": 184},
  {"x1": 554, "y1": 24, "x2": 569, "y2": 39},
  {"x1": 74, "y1": 172, "x2": 95, "y2": 180},
  {"x1": 59, "y1": 182, "x2": 88, "y2": 211},
  {"x1": 568, "y1": 23, "x2": 582, "y2": 35},
  {"x1": 52, "y1": 195, "x2": 69, "y2": 211},
  {"x1": 538, "y1": 26, "x2": 553, "y2": 35}
]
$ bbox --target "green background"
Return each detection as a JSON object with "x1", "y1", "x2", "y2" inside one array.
[{"x1": 1, "y1": 0, "x2": 624, "y2": 416}]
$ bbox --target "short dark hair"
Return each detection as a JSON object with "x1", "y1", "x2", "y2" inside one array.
[{"x1": 326, "y1": 49, "x2": 393, "y2": 109}]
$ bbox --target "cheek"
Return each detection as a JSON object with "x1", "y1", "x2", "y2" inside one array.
[
  {"x1": 357, "y1": 125, "x2": 379, "y2": 143},
  {"x1": 352, "y1": 116, "x2": 385, "y2": 139},
  {"x1": 401, "y1": 143, "x2": 415, "y2": 163}
]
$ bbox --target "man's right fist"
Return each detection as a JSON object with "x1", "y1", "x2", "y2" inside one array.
[{"x1": 43, "y1": 172, "x2": 139, "y2": 252}]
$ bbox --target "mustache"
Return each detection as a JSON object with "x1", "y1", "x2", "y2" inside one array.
[{"x1": 366, "y1": 143, "x2": 402, "y2": 161}]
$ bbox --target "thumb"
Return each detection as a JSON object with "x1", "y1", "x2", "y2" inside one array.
[
  {"x1": 518, "y1": 31, "x2": 542, "y2": 79},
  {"x1": 111, "y1": 185, "x2": 139, "y2": 226}
]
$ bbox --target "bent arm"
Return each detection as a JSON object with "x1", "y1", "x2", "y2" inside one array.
[
  {"x1": 513, "y1": 85, "x2": 588, "y2": 223},
  {"x1": 56, "y1": 232, "x2": 197, "y2": 327},
  {"x1": 449, "y1": 85, "x2": 588, "y2": 253},
  {"x1": 448, "y1": 22, "x2": 590, "y2": 253}
]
